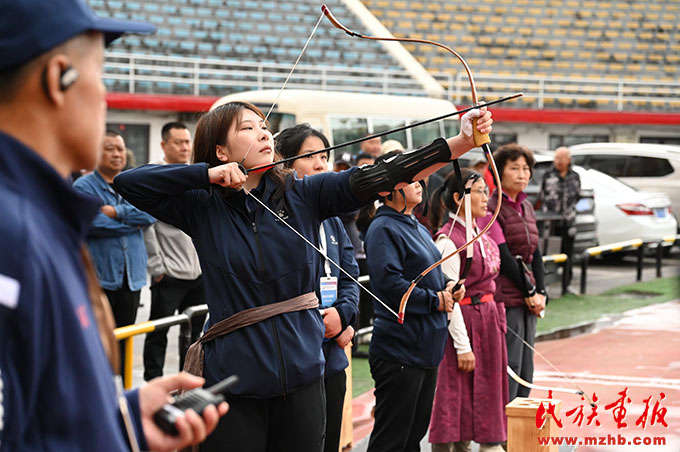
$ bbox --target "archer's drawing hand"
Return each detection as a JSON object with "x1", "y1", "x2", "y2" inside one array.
[{"x1": 208, "y1": 163, "x2": 247, "y2": 190}]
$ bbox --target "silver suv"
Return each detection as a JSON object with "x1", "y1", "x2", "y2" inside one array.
[{"x1": 569, "y1": 143, "x2": 680, "y2": 231}]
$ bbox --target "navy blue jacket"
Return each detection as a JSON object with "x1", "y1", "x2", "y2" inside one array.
[
  {"x1": 74, "y1": 170, "x2": 156, "y2": 291},
  {"x1": 318, "y1": 216, "x2": 359, "y2": 378},
  {"x1": 114, "y1": 164, "x2": 363, "y2": 397},
  {"x1": 364, "y1": 206, "x2": 448, "y2": 368},
  {"x1": 0, "y1": 133, "x2": 145, "y2": 451}
]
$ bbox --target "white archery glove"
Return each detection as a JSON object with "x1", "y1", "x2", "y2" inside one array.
[{"x1": 460, "y1": 108, "x2": 482, "y2": 138}]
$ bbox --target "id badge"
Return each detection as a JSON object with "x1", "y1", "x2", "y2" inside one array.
[{"x1": 319, "y1": 276, "x2": 338, "y2": 308}]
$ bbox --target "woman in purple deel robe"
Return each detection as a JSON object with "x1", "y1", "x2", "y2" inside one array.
[{"x1": 428, "y1": 168, "x2": 508, "y2": 452}]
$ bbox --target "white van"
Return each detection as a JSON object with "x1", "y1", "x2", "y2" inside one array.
[
  {"x1": 569, "y1": 143, "x2": 680, "y2": 229},
  {"x1": 210, "y1": 89, "x2": 460, "y2": 155}
]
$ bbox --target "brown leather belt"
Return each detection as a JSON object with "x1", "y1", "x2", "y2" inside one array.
[{"x1": 183, "y1": 292, "x2": 319, "y2": 377}]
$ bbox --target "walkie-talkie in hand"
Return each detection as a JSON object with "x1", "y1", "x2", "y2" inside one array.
[{"x1": 154, "y1": 375, "x2": 239, "y2": 436}]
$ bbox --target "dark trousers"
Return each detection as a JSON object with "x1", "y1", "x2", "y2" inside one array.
[
  {"x1": 104, "y1": 276, "x2": 140, "y2": 383},
  {"x1": 367, "y1": 356, "x2": 438, "y2": 452},
  {"x1": 201, "y1": 378, "x2": 326, "y2": 452},
  {"x1": 143, "y1": 275, "x2": 206, "y2": 381},
  {"x1": 324, "y1": 370, "x2": 347, "y2": 452},
  {"x1": 505, "y1": 305, "x2": 536, "y2": 401},
  {"x1": 556, "y1": 222, "x2": 576, "y2": 285}
]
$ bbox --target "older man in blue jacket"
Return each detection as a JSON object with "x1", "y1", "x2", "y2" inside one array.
[
  {"x1": 0, "y1": 1, "x2": 225, "y2": 450},
  {"x1": 74, "y1": 130, "x2": 156, "y2": 382}
]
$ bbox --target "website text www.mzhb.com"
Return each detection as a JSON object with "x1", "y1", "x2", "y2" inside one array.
[{"x1": 538, "y1": 433, "x2": 666, "y2": 447}]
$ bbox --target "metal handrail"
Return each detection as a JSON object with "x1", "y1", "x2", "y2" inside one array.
[
  {"x1": 113, "y1": 306, "x2": 208, "y2": 389},
  {"x1": 103, "y1": 51, "x2": 680, "y2": 110}
]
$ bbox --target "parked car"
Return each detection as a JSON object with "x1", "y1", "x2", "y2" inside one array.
[
  {"x1": 570, "y1": 166, "x2": 677, "y2": 246},
  {"x1": 569, "y1": 143, "x2": 680, "y2": 231}
]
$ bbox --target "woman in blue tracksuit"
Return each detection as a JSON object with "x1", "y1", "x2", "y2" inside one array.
[
  {"x1": 361, "y1": 152, "x2": 466, "y2": 452},
  {"x1": 276, "y1": 123, "x2": 359, "y2": 452},
  {"x1": 114, "y1": 101, "x2": 492, "y2": 452}
]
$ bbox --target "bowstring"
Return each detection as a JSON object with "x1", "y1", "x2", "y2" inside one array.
[
  {"x1": 506, "y1": 326, "x2": 594, "y2": 406},
  {"x1": 243, "y1": 187, "x2": 400, "y2": 320},
  {"x1": 239, "y1": 11, "x2": 325, "y2": 165}
]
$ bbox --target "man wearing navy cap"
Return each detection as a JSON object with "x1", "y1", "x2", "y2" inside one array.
[{"x1": 0, "y1": 1, "x2": 226, "y2": 450}]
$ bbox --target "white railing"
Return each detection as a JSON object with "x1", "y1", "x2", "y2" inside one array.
[{"x1": 104, "y1": 51, "x2": 680, "y2": 110}]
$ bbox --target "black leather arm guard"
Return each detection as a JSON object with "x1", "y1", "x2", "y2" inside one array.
[{"x1": 349, "y1": 138, "x2": 451, "y2": 202}]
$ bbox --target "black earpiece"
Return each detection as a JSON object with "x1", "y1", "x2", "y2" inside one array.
[{"x1": 59, "y1": 66, "x2": 79, "y2": 91}]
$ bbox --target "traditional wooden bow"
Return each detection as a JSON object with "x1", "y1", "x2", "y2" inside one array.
[{"x1": 320, "y1": 4, "x2": 505, "y2": 323}]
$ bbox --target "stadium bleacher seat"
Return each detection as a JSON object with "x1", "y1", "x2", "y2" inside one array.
[{"x1": 89, "y1": 0, "x2": 677, "y2": 110}]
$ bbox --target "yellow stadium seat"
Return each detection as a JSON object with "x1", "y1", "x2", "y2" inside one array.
[
  {"x1": 600, "y1": 41, "x2": 614, "y2": 49},
  {"x1": 528, "y1": 7, "x2": 542, "y2": 15},
  {"x1": 403, "y1": 11, "x2": 417, "y2": 19},
  {"x1": 610, "y1": 63, "x2": 624, "y2": 71},
  {"x1": 507, "y1": 48, "x2": 522, "y2": 57},
  {"x1": 449, "y1": 23, "x2": 464, "y2": 31},
  {"x1": 432, "y1": 22, "x2": 446, "y2": 30},
  {"x1": 530, "y1": 38, "x2": 546, "y2": 47},
  {"x1": 490, "y1": 48, "x2": 505, "y2": 56},
  {"x1": 398, "y1": 21, "x2": 412, "y2": 29},
  {"x1": 605, "y1": 30, "x2": 619, "y2": 39},
  {"x1": 584, "y1": 41, "x2": 598, "y2": 49},
  {"x1": 573, "y1": 61, "x2": 588, "y2": 70},
  {"x1": 506, "y1": 16, "x2": 521, "y2": 24},
  {"x1": 495, "y1": 36, "x2": 511, "y2": 46},
  {"x1": 431, "y1": 56, "x2": 446, "y2": 65},
  {"x1": 415, "y1": 22, "x2": 429, "y2": 30},
  {"x1": 543, "y1": 49, "x2": 557, "y2": 58},
  {"x1": 538, "y1": 61, "x2": 552, "y2": 69},
  {"x1": 618, "y1": 42, "x2": 632, "y2": 50},
  {"x1": 622, "y1": 31, "x2": 636, "y2": 39},
  {"x1": 478, "y1": 36, "x2": 492, "y2": 45},
  {"x1": 526, "y1": 49, "x2": 540, "y2": 57},
  {"x1": 392, "y1": 1, "x2": 406, "y2": 9},
  {"x1": 520, "y1": 60, "x2": 536, "y2": 68},
  {"x1": 562, "y1": 50, "x2": 575, "y2": 58}
]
